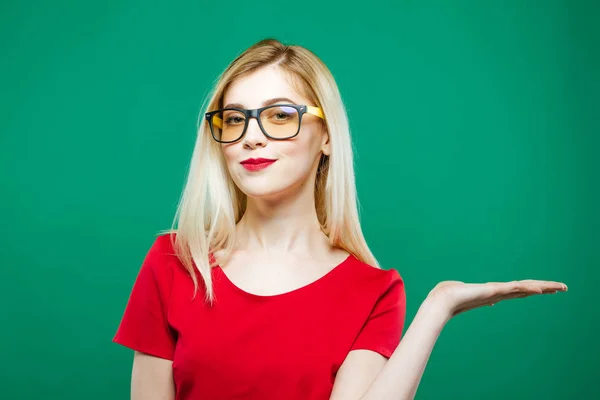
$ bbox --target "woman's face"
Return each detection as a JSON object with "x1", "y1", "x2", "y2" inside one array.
[{"x1": 219, "y1": 65, "x2": 329, "y2": 201}]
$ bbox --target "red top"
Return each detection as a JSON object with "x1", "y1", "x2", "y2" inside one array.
[{"x1": 113, "y1": 233, "x2": 406, "y2": 400}]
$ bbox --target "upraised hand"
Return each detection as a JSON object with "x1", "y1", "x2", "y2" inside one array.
[
  {"x1": 353, "y1": 279, "x2": 569, "y2": 399},
  {"x1": 427, "y1": 279, "x2": 568, "y2": 319}
]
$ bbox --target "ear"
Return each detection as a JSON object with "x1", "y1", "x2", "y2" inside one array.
[{"x1": 320, "y1": 129, "x2": 331, "y2": 156}]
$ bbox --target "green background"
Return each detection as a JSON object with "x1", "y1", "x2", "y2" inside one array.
[{"x1": 1, "y1": 0, "x2": 597, "y2": 398}]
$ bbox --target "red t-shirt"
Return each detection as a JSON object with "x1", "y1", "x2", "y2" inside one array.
[{"x1": 113, "y1": 233, "x2": 406, "y2": 399}]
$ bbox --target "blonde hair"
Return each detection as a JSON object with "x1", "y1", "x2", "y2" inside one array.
[{"x1": 159, "y1": 38, "x2": 380, "y2": 305}]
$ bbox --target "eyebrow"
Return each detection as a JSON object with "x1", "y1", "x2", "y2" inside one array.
[{"x1": 223, "y1": 97, "x2": 298, "y2": 109}]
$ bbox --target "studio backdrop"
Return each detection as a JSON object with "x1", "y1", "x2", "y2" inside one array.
[{"x1": 1, "y1": 0, "x2": 597, "y2": 399}]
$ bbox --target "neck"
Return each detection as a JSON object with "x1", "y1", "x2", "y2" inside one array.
[{"x1": 235, "y1": 174, "x2": 329, "y2": 257}]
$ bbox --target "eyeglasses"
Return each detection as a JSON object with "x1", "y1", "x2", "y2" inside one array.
[{"x1": 205, "y1": 104, "x2": 325, "y2": 143}]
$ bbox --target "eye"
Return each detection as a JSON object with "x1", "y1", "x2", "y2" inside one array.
[
  {"x1": 264, "y1": 106, "x2": 298, "y2": 124},
  {"x1": 223, "y1": 111, "x2": 246, "y2": 125},
  {"x1": 274, "y1": 112, "x2": 290, "y2": 120},
  {"x1": 225, "y1": 116, "x2": 244, "y2": 124}
]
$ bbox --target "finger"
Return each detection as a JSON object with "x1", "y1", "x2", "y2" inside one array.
[
  {"x1": 541, "y1": 287, "x2": 560, "y2": 294},
  {"x1": 470, "y1": 282, "x2": 541, "y2": 304},
  {"x1": 456, "y1": 286, "x2": 562, "y2": 315},
  {"x1": 500, "y1": 281, "x2": 540, "y2": 294},
  {"x1": 493, "y1": 289, "x2": 561, "y2": 305},
  {"x1": 508, "y1": 281, "x2": 566, "y2": 294},
  {"x1": 484, "y1": 281, "x2": 538, "y2": 295},
  {"x1": 514, "y1": 280, "x2": 567, "y2": 292}
]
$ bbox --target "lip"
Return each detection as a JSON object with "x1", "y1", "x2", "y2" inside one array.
[{"x1": 240, "y1": 158, "x2": 277, "y2": 171}]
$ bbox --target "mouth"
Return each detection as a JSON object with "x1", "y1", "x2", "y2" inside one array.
[{"x1": 240, "y1": 158, "x2": 277, "y2": 171}]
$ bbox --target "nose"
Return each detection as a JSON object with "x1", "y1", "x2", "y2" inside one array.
[{"x1": 242, "y1": 117, "x2": 266, "y2": 148}]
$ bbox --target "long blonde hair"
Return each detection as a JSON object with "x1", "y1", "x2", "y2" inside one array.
[{"x1": 159, "y1": 38, "x2": 380, "y2": 305}]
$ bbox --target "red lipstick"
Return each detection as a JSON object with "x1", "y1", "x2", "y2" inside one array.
[{"x1": 240, "y1": 157, "x2": 277, "y2": 171}]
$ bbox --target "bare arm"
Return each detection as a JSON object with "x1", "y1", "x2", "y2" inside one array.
[
  {"x1": 357, "y1": 297, "x2": 449, "y2": 400},
  {"x1": 354, "y1": 279, "x2": 567, "y2": 400},
  {"x1": 131, "y1": 351, "x2": 175, "y2": 400}
]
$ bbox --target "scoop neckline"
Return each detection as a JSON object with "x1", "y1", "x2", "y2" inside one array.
[{"x1": 213, "y1": 253, "x2": 354, "y2": 300}]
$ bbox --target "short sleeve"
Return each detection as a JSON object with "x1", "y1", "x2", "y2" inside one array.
[
  {"x1": 350, "y1": 270, "x2": 406, "y2": 358},
  {"x1": 112, "y1": 236, "x2": 176, "y2": 360}
]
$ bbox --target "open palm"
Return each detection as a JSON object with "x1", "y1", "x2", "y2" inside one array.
[{"x1": 429, "y1": 279, "x2": 568, "y2": 318}]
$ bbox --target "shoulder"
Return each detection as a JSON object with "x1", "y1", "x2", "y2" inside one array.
[
  {"x1": 151, "y1": 231, "x2": 178, "y2": 257},
  {"x1": 346, "y1": 255, "x2": 404, "y2": 294},
  {"x1": 139, "y1": 232, "x2": 180, "y2": 282},
  {"x1": 342, "y1": 256, "x2": 406, "y2": 313},
  {"x1": 341, "y1": 256, "x2": 406, "y2": 333}
]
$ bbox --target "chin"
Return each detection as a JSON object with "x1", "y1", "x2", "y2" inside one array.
[
  {"x1": 231, "y1": 167, "x2": 307, "y2": 201},
  {"x1": 235, "y1": 177, "x2": 296, "y2": 201},
  {"x1": 239, "y1": 184, "x2": 286, "y2": 200}
]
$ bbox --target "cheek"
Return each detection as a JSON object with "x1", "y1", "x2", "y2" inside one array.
[
  {"x1": 221, "y1": 147, "x2": 235, "y2": 164},
  {"x1": 221, "y1": 145, "x2": 240, "y2": 171},
  {"x1": 274, "y1": 139, "x2": 321, "y2": 180},
  {"x1": 286, "y1": 126, "x2": 323, "y2": 159}
]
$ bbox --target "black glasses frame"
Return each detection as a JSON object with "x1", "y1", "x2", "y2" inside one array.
[{"x1": 204, "y1": 104, "x2": 317, "y2": 144}]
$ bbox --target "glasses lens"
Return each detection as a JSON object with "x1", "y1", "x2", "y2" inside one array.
[
  {"x1": 260, "y1": 105, "x2": 300, "y2": 139},
  {"x1": 211, "y1": 109, "x2": 246, "y2": 142}
]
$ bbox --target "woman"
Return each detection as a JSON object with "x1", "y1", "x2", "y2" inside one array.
[{"x1": 113, "y1": 38, "x2": 567, "y2": 400}]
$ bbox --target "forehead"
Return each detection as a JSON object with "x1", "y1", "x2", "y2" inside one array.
[{"x1": 222, "y1": 65, "x2": 308, "y2": 109}]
